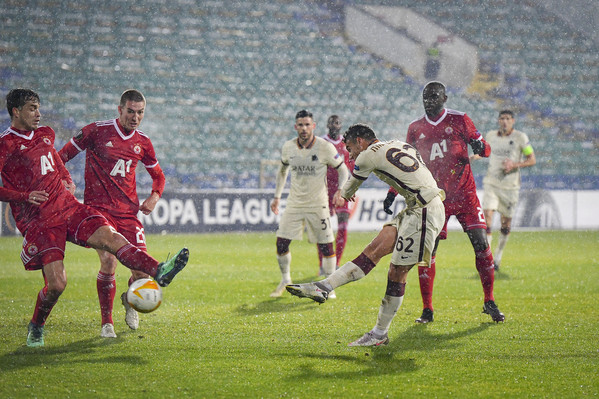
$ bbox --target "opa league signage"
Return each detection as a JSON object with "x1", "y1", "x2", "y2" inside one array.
[
  {"x1": 1, "y1": 189, "x2": 598, "y2": 236},
  {"x1": 137, "y1": 189, "x2": 400, "y2": 234}
]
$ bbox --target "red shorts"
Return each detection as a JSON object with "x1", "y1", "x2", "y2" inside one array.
[
  {"x1": 96, "y1": 209, "x2": 147, "y2": 251},
  {"x1": 438, "y1": 194, "x2": 487, "y2": 240},
  {"x1": 21, "y1": 202, "x2": 110, "y2": 270}
]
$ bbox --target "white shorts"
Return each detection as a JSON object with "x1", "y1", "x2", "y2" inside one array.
[
  {"x1": 483, "y1": 183, "x2": 520, "y2": 218},
  {"x1": 385, "y1": 196, "x2": 445, "y2": 267},
  {"x1": 276, "y1": 206, "x2": 334, "y2": 244}
]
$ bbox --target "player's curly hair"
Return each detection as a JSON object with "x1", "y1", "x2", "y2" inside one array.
[
  {"x1": 343, "y1": 123, "x2": 376, "y2": 143},
  {"x1": 6, "y1": 89, "x2": 39, "y2": 117}
]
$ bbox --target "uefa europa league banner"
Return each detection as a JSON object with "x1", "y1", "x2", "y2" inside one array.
[{"x1": 1, "y1": 189, "x2": 598, "y2": 235}]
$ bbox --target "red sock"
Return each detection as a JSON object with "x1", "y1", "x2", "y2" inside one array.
[
  {"x1": 116, "y1": 244, "x2": 159, "y2": 277},
  {"x1": 418, "y1": 256, "x2": 436, "y2": 311},
  {"x1": 31, "y1": 284, "x2": 58, "y2": 326},
  {"x1": 97, "y1": 271, "x2": 115, "y2": 325},
  {"x1": 335, "y1": 222, "x2": 348, "y2": 267},
  {"x1": 475, "y1": 246, "x2": 495, "y2": 302}
]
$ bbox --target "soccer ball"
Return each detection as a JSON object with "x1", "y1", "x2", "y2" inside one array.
[{"x1": 126, "y1": 278, "x2": 162, "y2": 313}]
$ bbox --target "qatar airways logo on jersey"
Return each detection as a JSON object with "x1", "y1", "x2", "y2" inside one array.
[{"x1": 292, "y1": 165, "x2": 316, "y2": 176}]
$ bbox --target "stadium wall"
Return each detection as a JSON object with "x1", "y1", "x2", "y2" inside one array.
[{"x1": 2, "y1": 189, "x2": 597, "y2": 236}]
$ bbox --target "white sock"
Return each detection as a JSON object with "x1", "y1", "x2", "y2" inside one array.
[
  {"x1": 494, "y1": 233, "x2": 510, "y2": 265},
  {"x1": 487, "y1": 233, "x2": 493, "y2": 247},
  {"x1": 321, "y1": 261, "x2": 366, "y2": 291},
  {"x1": 321, "y1": 256, "x2": 336, "y2": 277},
  {"x1": 373, "y1": 295, "x2": 404, "y2": 336},
  {"x1": 277, "y1": 253, "x2": 291, "y2": 282}
]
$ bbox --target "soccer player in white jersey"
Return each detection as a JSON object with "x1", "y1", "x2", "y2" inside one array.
[
  {"x1": 269, "y1": 110, "x2": 349, "y2": 298},
  {"x1": 471, "y1": 110, "x2": 536, "y2": 271},
  {"x1": 286, "y1": 123, "x2": 446, "y2": 347}
]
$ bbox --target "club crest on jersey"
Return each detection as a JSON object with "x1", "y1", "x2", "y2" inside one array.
[
  {"x1": 27, "y1": 244, "x2": 38, "y2": 256},
  {"x1": 445, "y1": 127, "x2": 453, "y2": 134},
  {"x1": 311, "y1": 155, "x2": 318, "y2": 161},
  {"x1": 105, "y1": 141, "x2": 114, "y2": 147},
  {"x1": 133, "y1": 145, "x2": 141, "y2": 154},
  {"x1": 43, "y1": 138, "x2": 51, "y2": 145}
]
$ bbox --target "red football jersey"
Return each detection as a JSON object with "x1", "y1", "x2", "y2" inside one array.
[
  {"x1": 406, "y1": 109, "x2": 487, "y2": 205},
  {"x1": 0, "y1": 126, "x2": 76, "y2": 232},
  {"x1": 60, "y1": 119, "x2": 159, "y2": 216},
  {"x1": 322, "y1": 134, "x2": 354, "y2": 193}
]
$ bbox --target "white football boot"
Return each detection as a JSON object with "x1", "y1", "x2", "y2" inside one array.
[
  {"x1": 100, "y1": 323, "x2": 117, "y2": 338},
  {"x1": 121, "y1": 292, "x2": 139, "y2": 330}
]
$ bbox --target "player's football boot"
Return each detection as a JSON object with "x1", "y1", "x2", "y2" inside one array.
[
  {"x1": 100, "y1": 323, "x2": 117, "y2": 338},
  {"x1": 155, "y1": 248, "x2": 190, "y2": 287},
  {"x1": 27, "y1": 322, "x2": 45, "y2": 347},
  {"x1": 415, "y1": 308, "x2": 434, "y2": 324},
  {"x1": 121, "y1": 292, "x2": 139, "y2": 329},
  {"x1": 285, "y1": 282, "x2": 328, "y2": 304},
  {"x1": 270, "y1": 279, "x2": 291, "y2": 297},
  {"x1": 348, "y1": 331, "x2": 389, "y2": 347},
  {"x1": 483, "y1": 300, "x2": 505, "y2": 322}
]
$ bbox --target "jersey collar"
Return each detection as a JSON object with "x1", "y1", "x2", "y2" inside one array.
[
  {"x1": 425, "y1": 108, "x2": 447, "y2": 126},
  {"x1": 8, "y1": 127, "x2": 35, "y2": 140},
  {"x1": 113, "y1": 119, "x2": 137, "y2": 140},
  {"x1": 297, "y1": 135, "x2": 315, "y2": 149}
]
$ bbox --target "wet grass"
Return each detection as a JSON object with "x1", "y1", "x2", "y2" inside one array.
[{"x1": 1, "y1": 230, "x2": 598, "y2": 398}]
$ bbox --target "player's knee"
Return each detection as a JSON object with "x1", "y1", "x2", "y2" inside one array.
[{"x1": 276, "y1": 237, "x2": 291, "y2": 255}]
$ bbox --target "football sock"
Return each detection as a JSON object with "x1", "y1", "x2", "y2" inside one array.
[
  {"x1": 494, "y1": 233, "x2": 510, "y2": 266},
  {"x1": 97, "y1": 271, "x2": 116, "y2": 325},
  {"x1": 322, "y1": 255, "x2": 336, "y2": 277},
  {"x1": 317, "y1": 245, "x2": 323, "y2": 268},
  {"x1": 373, "y1": 280, "x2": 406, "y2": 336},
  {"x1": 335, "y1": 221, "x2": 348, "y2": 266},
  {"x1": 418, "y1": 256, "x2": 436, "y2": 311},
  {"x1": 475, "y1": 246, "x2": 495, "y2": 302},
  {"x1": 322, "y1": 261, "x2": 366, "y2": 291},
  {"x1": 487, "y1": 233, "x2": 493, "y2": 247},
  {"x1": 276, "y1": 253, "x2": 291, "y2": 282},
  {"x1": 116, "y1": 244, "x2": 159, "y2": 276},
  {"x1": 31, "y1": 284, "x2": 59, "y2": 326}
]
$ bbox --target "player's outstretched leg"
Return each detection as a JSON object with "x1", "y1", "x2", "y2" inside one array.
[
  {"x1": 155, "y1": 248, "x2": 190, "y2": 287},
  {"x1": 482, "y1": 300, "x2": 505, "y2": 322},
  {"x1": 286, "y1": 282, "x2": 329, "y2": 304},
  {"x1": 348, "y1": 331, "x2": 389, "y2": 347},
  {"x1": 27, "y1": 322, "x2": 45, "y2": 348},
  {"x1": 121, "y1": 292, "x2": 139, "y2": 330}
]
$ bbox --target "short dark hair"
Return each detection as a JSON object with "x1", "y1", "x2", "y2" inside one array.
[
  {"x1": 120, "y1": 89, "x2": 145, "y2": 107},
  {"x1": 343, "y1": 123, "x2": 377, "y2": 143},
  {"x1": 499, "y1": 110, "x2": 514, "y2": 118},
  {"x1": 295, "y1": 109, "x2": 313, "y2": 120},
  {"x1": 6, "y1": 88, "x2": 40, "y2": 117}
]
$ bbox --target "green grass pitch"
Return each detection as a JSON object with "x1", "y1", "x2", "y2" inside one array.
[{"x1": 1, "y1": 230, "x2": 598, "y2": 398}]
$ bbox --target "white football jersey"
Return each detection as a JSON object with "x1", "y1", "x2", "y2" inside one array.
[
  {"x1": 483, "y1": 129, "x2": 533, "y2": 189},
  {"x1": 343, "y1": 140, "x2": 443, "y2": 208},
  {"x1": 281, "y1": 136, "x2": 343, "y2": 208}
]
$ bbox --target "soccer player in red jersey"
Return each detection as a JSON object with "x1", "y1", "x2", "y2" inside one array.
[
  {"x1": 0, "y1": 89, "x2": 189, "y2": 347},
  {"x1": 384, "y1": 81, "x2": 505, "y2": 323},
  {"x1": 317, "y1": 115, "x2": 354, "y2": 273},
  {"x1": 59, "y1": 90, "x2": 166, "y2": 338}
]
